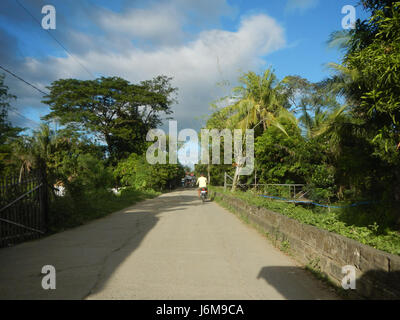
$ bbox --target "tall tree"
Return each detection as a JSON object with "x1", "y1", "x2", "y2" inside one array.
[
  {"x1": 325, "y1": 1, "x2": 400, "y2": 203},
  {"x1": 221, "y1": 69, "x2": 294, "y2": 191},
  {"x1": 42, "y1": 75, "x2": 177, "y2": 161}
]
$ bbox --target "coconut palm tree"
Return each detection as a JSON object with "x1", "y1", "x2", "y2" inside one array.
[
  {"x1": 227, "y1": 69, "x2": 284, "y2": 131},
  {"x1": 224, "y1": 69, "x2": 296, "y2": 191},
  {"x1": 299, "y1": 104, "x2": 347, "y2": 140},
  {"x1": 12, "y1": 124, "x2": 56, "y2": 180}
]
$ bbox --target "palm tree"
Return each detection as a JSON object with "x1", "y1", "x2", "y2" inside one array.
[
  {"x1": 227, "y1": 69, "x2": 283, "y2": 131},
  {"x1": 12, "y1": 124, "x2": 56, "y2": 180},
  {"x1": 299, "y1": 104, "x2": 347, "y2": 139},
  {"x1": 224, "y1": 69, "x2": 296, "y2": 191}
]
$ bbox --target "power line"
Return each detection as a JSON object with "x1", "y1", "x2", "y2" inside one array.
[
  {"x1": 12, "y1": 109, "x2": 39, "y2": 124},
  {"x1": 0, "y1": 67, "x2": 44, "y2": 126},
  {"x1": 15, "y1": 0, "x2": 95, "y2": 79},
  {"x1": 9, "y1": 108, "x2": 41, "y2": 127},
  {"x1": 0, "y1": 65, "x2": 48, "y2": 96}
]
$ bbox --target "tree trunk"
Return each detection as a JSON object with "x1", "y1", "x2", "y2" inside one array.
[{"x1": 231, "y1": 165, "x2": 240, "y2": 192}]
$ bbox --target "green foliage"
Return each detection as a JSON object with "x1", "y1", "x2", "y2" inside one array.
[
  {"x1": 0, "y1": 71, "x2": 186, "y2": 233},
  {"x1": 205, "y1": 2, "x2": 400, "y2": 233},
  {"x1": 308, "y1": 165, "x2": 335, "y2": 202},
  {"x1": 114, "y1": 153, "x2": 185, "y2": 191},
  {"x1": 0, "y1": 72, "x2": 185, "y2": 232},
  {"x1": 323, "y1": 2, "x2": 400, "y2": 202},
  {"x1": 64, "y1": 154, "x2": 114, "y2": 197},
  {"x1": 255, "y1": 118, "x2": 303, "y2": 184},
  {"x1": 280, "y1": 75, "x2": 340, "y2": 117},
  {"x1": 42, "y1": 75, "x2": 177, "y2": 161},
  {"x1": 114, "y1": 153, "x2": 152, "y2": 189},
  {"x1": 346, "y1": 3, "x2": 400, "y2": 127},
  {"x1": 48, "y1": 129, "x2": 105, "y2": 179},
  {"x1": 10, "y1": 124, "x2": 56, "y2": 179}
]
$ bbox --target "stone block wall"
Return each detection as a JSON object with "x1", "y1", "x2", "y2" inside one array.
[{"x1": 215, "y1": 192, "x2": 400, "y2": 299}]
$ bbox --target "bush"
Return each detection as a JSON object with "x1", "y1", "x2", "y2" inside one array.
[
  {"x1": 114, "y1": 153, "x2": 184, "y2": 191},
  {"x1": 58, "y1": 153, "x2": 114, "y2": 201}
]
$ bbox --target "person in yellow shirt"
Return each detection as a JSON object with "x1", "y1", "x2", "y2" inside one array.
[{"x1": 196, "y1": 173, "x2": 208, "y2": 198}]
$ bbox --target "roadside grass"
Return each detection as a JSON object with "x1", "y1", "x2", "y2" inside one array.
[
  {"x1": 210, "y1": 186, "x2": 400, "y2": 256},
  {"x1": 48, "y1": 187, "x2": 160, "y2": 233}
]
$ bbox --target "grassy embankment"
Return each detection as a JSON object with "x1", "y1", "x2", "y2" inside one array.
[{"x1": 211, "y1": 186, "x2": 400, "y2": 256}]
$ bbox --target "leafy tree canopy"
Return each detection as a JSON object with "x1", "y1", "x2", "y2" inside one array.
[{"x1": 42, "y1": 75, "x2": 177, "y2": 161}]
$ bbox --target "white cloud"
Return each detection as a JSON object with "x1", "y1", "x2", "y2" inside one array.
[
  {"x1": 5, "y1": 3, "x2": 286, "y2": 132},
  {"x1": 97, "y1": 4, "x2": 185, "y2": 46},
  {"x1": 96, "y1": 0, "x2": 236, "y2": 47},
  {"x1": 86, "y1": 14, "x2": 285, "y2": 129}
]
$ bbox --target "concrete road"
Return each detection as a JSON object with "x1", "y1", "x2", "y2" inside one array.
[{"x1": 0, "y1": 190, "x2": 338, "y2": 300}]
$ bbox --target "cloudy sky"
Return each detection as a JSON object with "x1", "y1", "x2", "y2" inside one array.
[{"x1": 0, "y1": 0, "x2": 367, "y2": 132}]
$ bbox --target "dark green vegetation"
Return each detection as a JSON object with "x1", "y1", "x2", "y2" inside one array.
[
  {"x1": 203, "y1": 1, "x2": 400, "y2": 252},
  {"x1": 0, "y1": 75, "x2": 184, "y2": 231}
]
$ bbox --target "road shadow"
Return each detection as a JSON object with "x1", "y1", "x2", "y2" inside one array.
[
  {"x1": 257, "y1": 266, "x2": 400, "y2": 300},
  {"x1": 0, "y1": 191, "x2": 199, "y2": 299},
  {"x1": 86, "y1": 192, "x2": 201, "y2": 298},
  {"x1": 257, "y1": 266, "x2": 338, "y2": 300},
  {"x1": 355, "y1": 269, "x2": 400, "y2": 299}
]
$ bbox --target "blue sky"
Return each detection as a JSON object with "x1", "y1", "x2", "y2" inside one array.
[{"x1": 0, "y1": 0, "x2": 369, "y2": 133}]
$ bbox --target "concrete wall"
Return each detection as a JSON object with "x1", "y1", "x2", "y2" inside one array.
[{"x1": 214, "y1": 192, "x2": 400, "y2": 299}]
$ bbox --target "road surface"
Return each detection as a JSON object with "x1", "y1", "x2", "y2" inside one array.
[{"x1": 0, "y1": 189, "x2": 338, "y2": 299}]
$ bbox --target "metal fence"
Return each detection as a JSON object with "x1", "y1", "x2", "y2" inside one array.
[
  {"x1": 223, "y1": 172, "x2": 307, "y2": 200},
  {"x1": 0, "y1": 171, "x2": 48, "y2": 248}
]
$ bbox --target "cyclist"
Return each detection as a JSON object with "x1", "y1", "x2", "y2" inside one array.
[{"x1": 196, "y1": 173, "x2": 208, "y2": 198}]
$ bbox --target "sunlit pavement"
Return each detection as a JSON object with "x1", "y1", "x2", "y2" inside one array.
[{"x1": 0, "y1": 189, "x2": 338, "y2": 300}]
